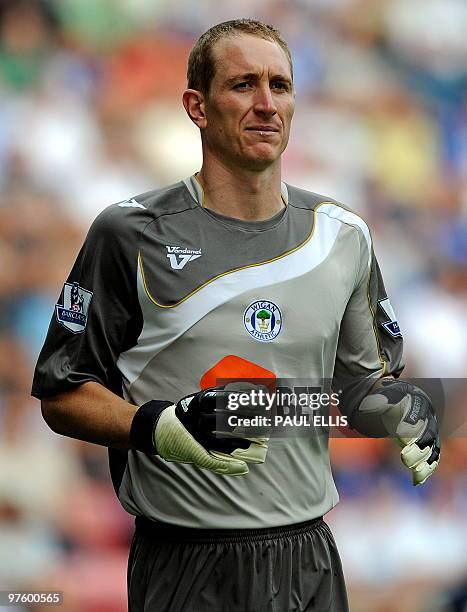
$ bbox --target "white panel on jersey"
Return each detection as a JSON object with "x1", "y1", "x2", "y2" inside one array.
[
  {"x1": 117, "y1": 206, "x2": 350, "y2": 386},
  {"x1": 118, "y1": 198, "x2": 146, "y2": 209},
  {"x1": 318, "y1": 204, "x2": 372, "y2": 268}
]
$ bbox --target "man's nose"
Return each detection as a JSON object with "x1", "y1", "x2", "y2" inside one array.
[{"x1": 253, "y1": 85, "x2": 277, "y2": 116}]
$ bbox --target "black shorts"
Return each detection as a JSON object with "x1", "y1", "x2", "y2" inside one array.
[{"x1": 128, "y1": 516, "x2": 349, "y2": 612}]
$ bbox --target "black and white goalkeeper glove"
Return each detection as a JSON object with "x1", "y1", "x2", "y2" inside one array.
[
  {"x1": 352, "y1": 380, "x2": 440, "y2": 486},
  {"x1": 130, "y1": 388, "x2": 269, "y2": 476}
]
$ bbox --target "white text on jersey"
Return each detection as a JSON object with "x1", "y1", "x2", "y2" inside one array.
[{"x1": 166, "y1": 245, "x2": 202, "y2": 270}]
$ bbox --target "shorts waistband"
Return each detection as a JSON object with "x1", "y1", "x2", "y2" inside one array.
[{"x1": 134, "y1": 515, "x2": 324, "y2": 544}]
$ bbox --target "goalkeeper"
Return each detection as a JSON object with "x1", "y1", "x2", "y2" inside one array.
[{"x1": 32, "y1": 18, "x2": 439, "y2": 612}]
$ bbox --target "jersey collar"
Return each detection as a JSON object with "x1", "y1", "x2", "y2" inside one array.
[{"x1": 183, "y1": 174, "x2": 289, "y2": 208}]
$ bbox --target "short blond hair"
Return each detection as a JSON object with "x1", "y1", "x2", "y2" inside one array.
[{"x1": 187, "y1": 19, "x2": 293, "y2": 95}]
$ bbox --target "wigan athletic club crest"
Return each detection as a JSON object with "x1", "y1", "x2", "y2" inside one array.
[
  {"x1": 55, "y1": 282, "x2": 93, "y2": 333},
  {"x1": 244, "y1": 300, "x2": 282, "y2": 342}
]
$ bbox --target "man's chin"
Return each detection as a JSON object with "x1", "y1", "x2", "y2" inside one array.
[{"x1": 239, "y1": 146, "x2": 280, "y2": 170}]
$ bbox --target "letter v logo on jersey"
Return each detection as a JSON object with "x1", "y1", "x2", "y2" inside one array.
[{"x1": 166, "y1": 245, "x2": 202, "y2": 270}]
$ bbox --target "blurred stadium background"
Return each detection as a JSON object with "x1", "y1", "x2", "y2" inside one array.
[{"x1": 0, "y1": 0, "x2": 465, "y2": 610}]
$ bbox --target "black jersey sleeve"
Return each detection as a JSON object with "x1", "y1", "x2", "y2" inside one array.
[
  {"x1": 333, "y1": 225, "x2": 404, "y2": 413},
  {"x1": 32, "y1": 203, "x2": 148, "y2": 398}
]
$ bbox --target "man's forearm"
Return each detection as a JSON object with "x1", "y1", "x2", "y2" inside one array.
[
  {"x1": 41, "y1": 381, "x2": 138, "y2": 448},
  {"x1": 41, "y1": 382, "x2": 266, "y2": 476}
]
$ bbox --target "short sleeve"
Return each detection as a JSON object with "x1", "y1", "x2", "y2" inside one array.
[{"x1": 32, "y1": 204, "x2": 147, "y2": 398}]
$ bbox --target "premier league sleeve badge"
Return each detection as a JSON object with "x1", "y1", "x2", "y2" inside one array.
[{"x1": 55, "y1": 281, "x2": 93, "y2": 333}]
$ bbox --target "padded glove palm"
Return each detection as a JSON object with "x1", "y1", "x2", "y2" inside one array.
[{"x1": 154, "y1": 388, "x2": 269, "y2": 476}]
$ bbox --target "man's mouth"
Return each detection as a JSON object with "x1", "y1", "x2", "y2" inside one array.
[{"x1": 245, "y1": 126, "x2": 279, "y2": 132}]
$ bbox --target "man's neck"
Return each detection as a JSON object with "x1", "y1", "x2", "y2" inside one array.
[{"x1": 196, "y1": 158, "x2": 284, "y2": 222}]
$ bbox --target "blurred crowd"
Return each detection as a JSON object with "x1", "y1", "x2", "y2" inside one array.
[{"x1": 0, "y1": 0, "x2": 465, "y2": 610}]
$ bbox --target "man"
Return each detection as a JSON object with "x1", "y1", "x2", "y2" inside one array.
[{"x1": 32, "y1": 19, "x2": 440, "y2": 611}]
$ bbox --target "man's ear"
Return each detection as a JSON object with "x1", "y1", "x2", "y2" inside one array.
[{"x1": 183, "y1": 89, "x2": 207, "y2": 129}]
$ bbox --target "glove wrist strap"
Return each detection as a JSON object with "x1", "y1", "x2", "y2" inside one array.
[{"x1": 130, "y1": 400, "x2": 173, "y2": 454}]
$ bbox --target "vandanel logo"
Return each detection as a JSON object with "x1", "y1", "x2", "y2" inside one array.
[
  {"x1": 166, "y1": 245, "x2": 202, "y2": 270},
  {"x1": 244, "y1": 300, "x2": 283, "y2": 342}
]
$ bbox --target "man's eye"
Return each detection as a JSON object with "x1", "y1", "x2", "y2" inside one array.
[
  {"x1": 234, "y1": 82, "x2": 251, "y2": 90},
  {"x1": 271, "y1": 82, "x2": 288, "y2": 91}
]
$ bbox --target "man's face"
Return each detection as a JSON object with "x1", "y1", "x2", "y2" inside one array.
[{"x1": 202, "y1": 34, "x2": 295, "y2": 171}]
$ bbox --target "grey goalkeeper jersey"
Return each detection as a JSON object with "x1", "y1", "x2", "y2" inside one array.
[{"x1": 32, "y1": 176, "x2": 403, "y2": 529}]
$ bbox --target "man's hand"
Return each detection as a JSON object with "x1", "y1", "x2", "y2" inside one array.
[
  {"x1": 352, "y1": 380, "x2": 440, "y2": 485},
  {"x1": 148, "y1": 388, "x2": 269, "y2": 476},
  {"x1": 154, "y1": 405, "x2": 249, "y2": 476}
]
